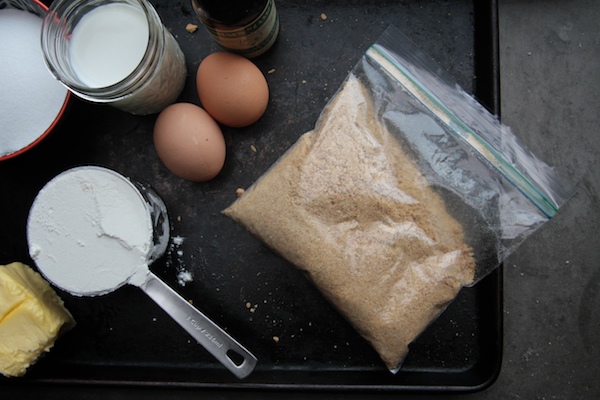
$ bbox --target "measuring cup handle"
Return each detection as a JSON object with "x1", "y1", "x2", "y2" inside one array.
[{"x1": 138, "y1": 272, "x2": 257, "y2": 379}]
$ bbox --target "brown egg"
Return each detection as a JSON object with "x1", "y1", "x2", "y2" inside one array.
[
  {"x1": 196, "y1": 52, "x2": 269, "y2": 128},
  {"x1": 153, "y1": 103, "x2": 226, "y2": 182}
]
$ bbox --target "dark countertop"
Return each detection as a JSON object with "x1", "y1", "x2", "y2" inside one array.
[
  {"x1": 2, "y1": 0, "x2": 599, "y2": 398},
  {"x1": 478, "y1": 0, "x2": 600, "y2": 398}
]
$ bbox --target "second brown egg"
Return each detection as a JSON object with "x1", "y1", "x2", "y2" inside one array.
[
  {"x1": 153, "y1": 102, "x2": 226, "y2": 182},
  {"x1": 196, "y1": 52, "x2": 269, "y2": 128}
]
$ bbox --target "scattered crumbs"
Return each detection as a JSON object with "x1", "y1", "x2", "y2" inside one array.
[
  {"x1": 250, "y1": 144, "x2": 257, "y2": 152},
  {"x1": 177, "y1": 270, "x2": 193, "y2": 286},
  {"x1": 565, "y1": 260, "x2": 570, "y2": 264},
  {"x1": 527, "y1": 51, "x2": 532, "y2": 56},
  {"x1": 273, "y1": 336, "x2": 280, "y2": 343},
  {"x1": 301, "y1": 79, "x2": 307, "y2": 84},
  {"x1": 173, "y1": 235, "x2": 185, "y2": 245},
  {"x1": 177, "y1": 250, "x2": 184, "y2": 257},
  {"x1": 246, "y1": 302, "x2": 252, "y2": 309},
  {"x1": 185, "y1": 23, "x2": 198, "y2": 33},
  {"x1": 267, "y1": 68, "x2": 276, "y2": 74},
  {"x1": 152, "y1": 317, "x2": 157, "y2": 322},
  {"x1": 236, "y1": 188, "x2": 245, "y2": 197},
  {"x1": 188, "y1": 299, "x2": 194, "y2": 305},
  {"x1": 320, "y1": 13, "x2": 327, "y2": 21},
  {"x1": 177, "y1": 215, "x2": 182, "y2": 222}
]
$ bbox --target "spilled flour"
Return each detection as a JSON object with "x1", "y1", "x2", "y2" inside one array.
[{"x1": 166, "y1": 235, "x2": 194, "y2": 287}]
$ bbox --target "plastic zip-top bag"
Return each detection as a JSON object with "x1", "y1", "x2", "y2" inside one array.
[{"x1": 224, "y1": 25, "x2": 573, "y2": 372}]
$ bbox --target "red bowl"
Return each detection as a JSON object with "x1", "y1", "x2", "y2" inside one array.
[{"x1": 0, "y1": 0, "x2": 71, "y2": 161}]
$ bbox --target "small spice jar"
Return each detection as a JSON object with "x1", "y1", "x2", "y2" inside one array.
[
  {"x1": 191, "y1": 0, "x2": 279, "y2": 58},
  {"x1": 41, "y1": 0, "x2": 186, "y2": 115}
]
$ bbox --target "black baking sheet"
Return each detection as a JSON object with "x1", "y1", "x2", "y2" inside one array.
[{"x1": 0, "y1": 0, "x2": 502, "y2": 393}]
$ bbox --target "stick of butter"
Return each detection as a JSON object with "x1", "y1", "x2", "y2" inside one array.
[{"x1": 0, "y1": 262, "x2": 75, "y2": 377}]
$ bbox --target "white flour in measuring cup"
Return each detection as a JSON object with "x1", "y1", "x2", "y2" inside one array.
[
  {"x1": 27, "y1": 166, "x2": 168, "y2": 296},
  {"x1": 26, "y1": 166, "x2": 258, "y2": 379}
]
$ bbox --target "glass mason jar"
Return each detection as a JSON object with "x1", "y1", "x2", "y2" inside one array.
[{"x1": 41, "y1": 0, "x2": 187, "y2": 115}]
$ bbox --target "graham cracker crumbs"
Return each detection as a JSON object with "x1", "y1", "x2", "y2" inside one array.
[
  {"x1": 224, "y1": 75, "x2": 475, "y2": 371},
  {"x1": 185, "y1": 23, "x2": 198, "y2": 33}
]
